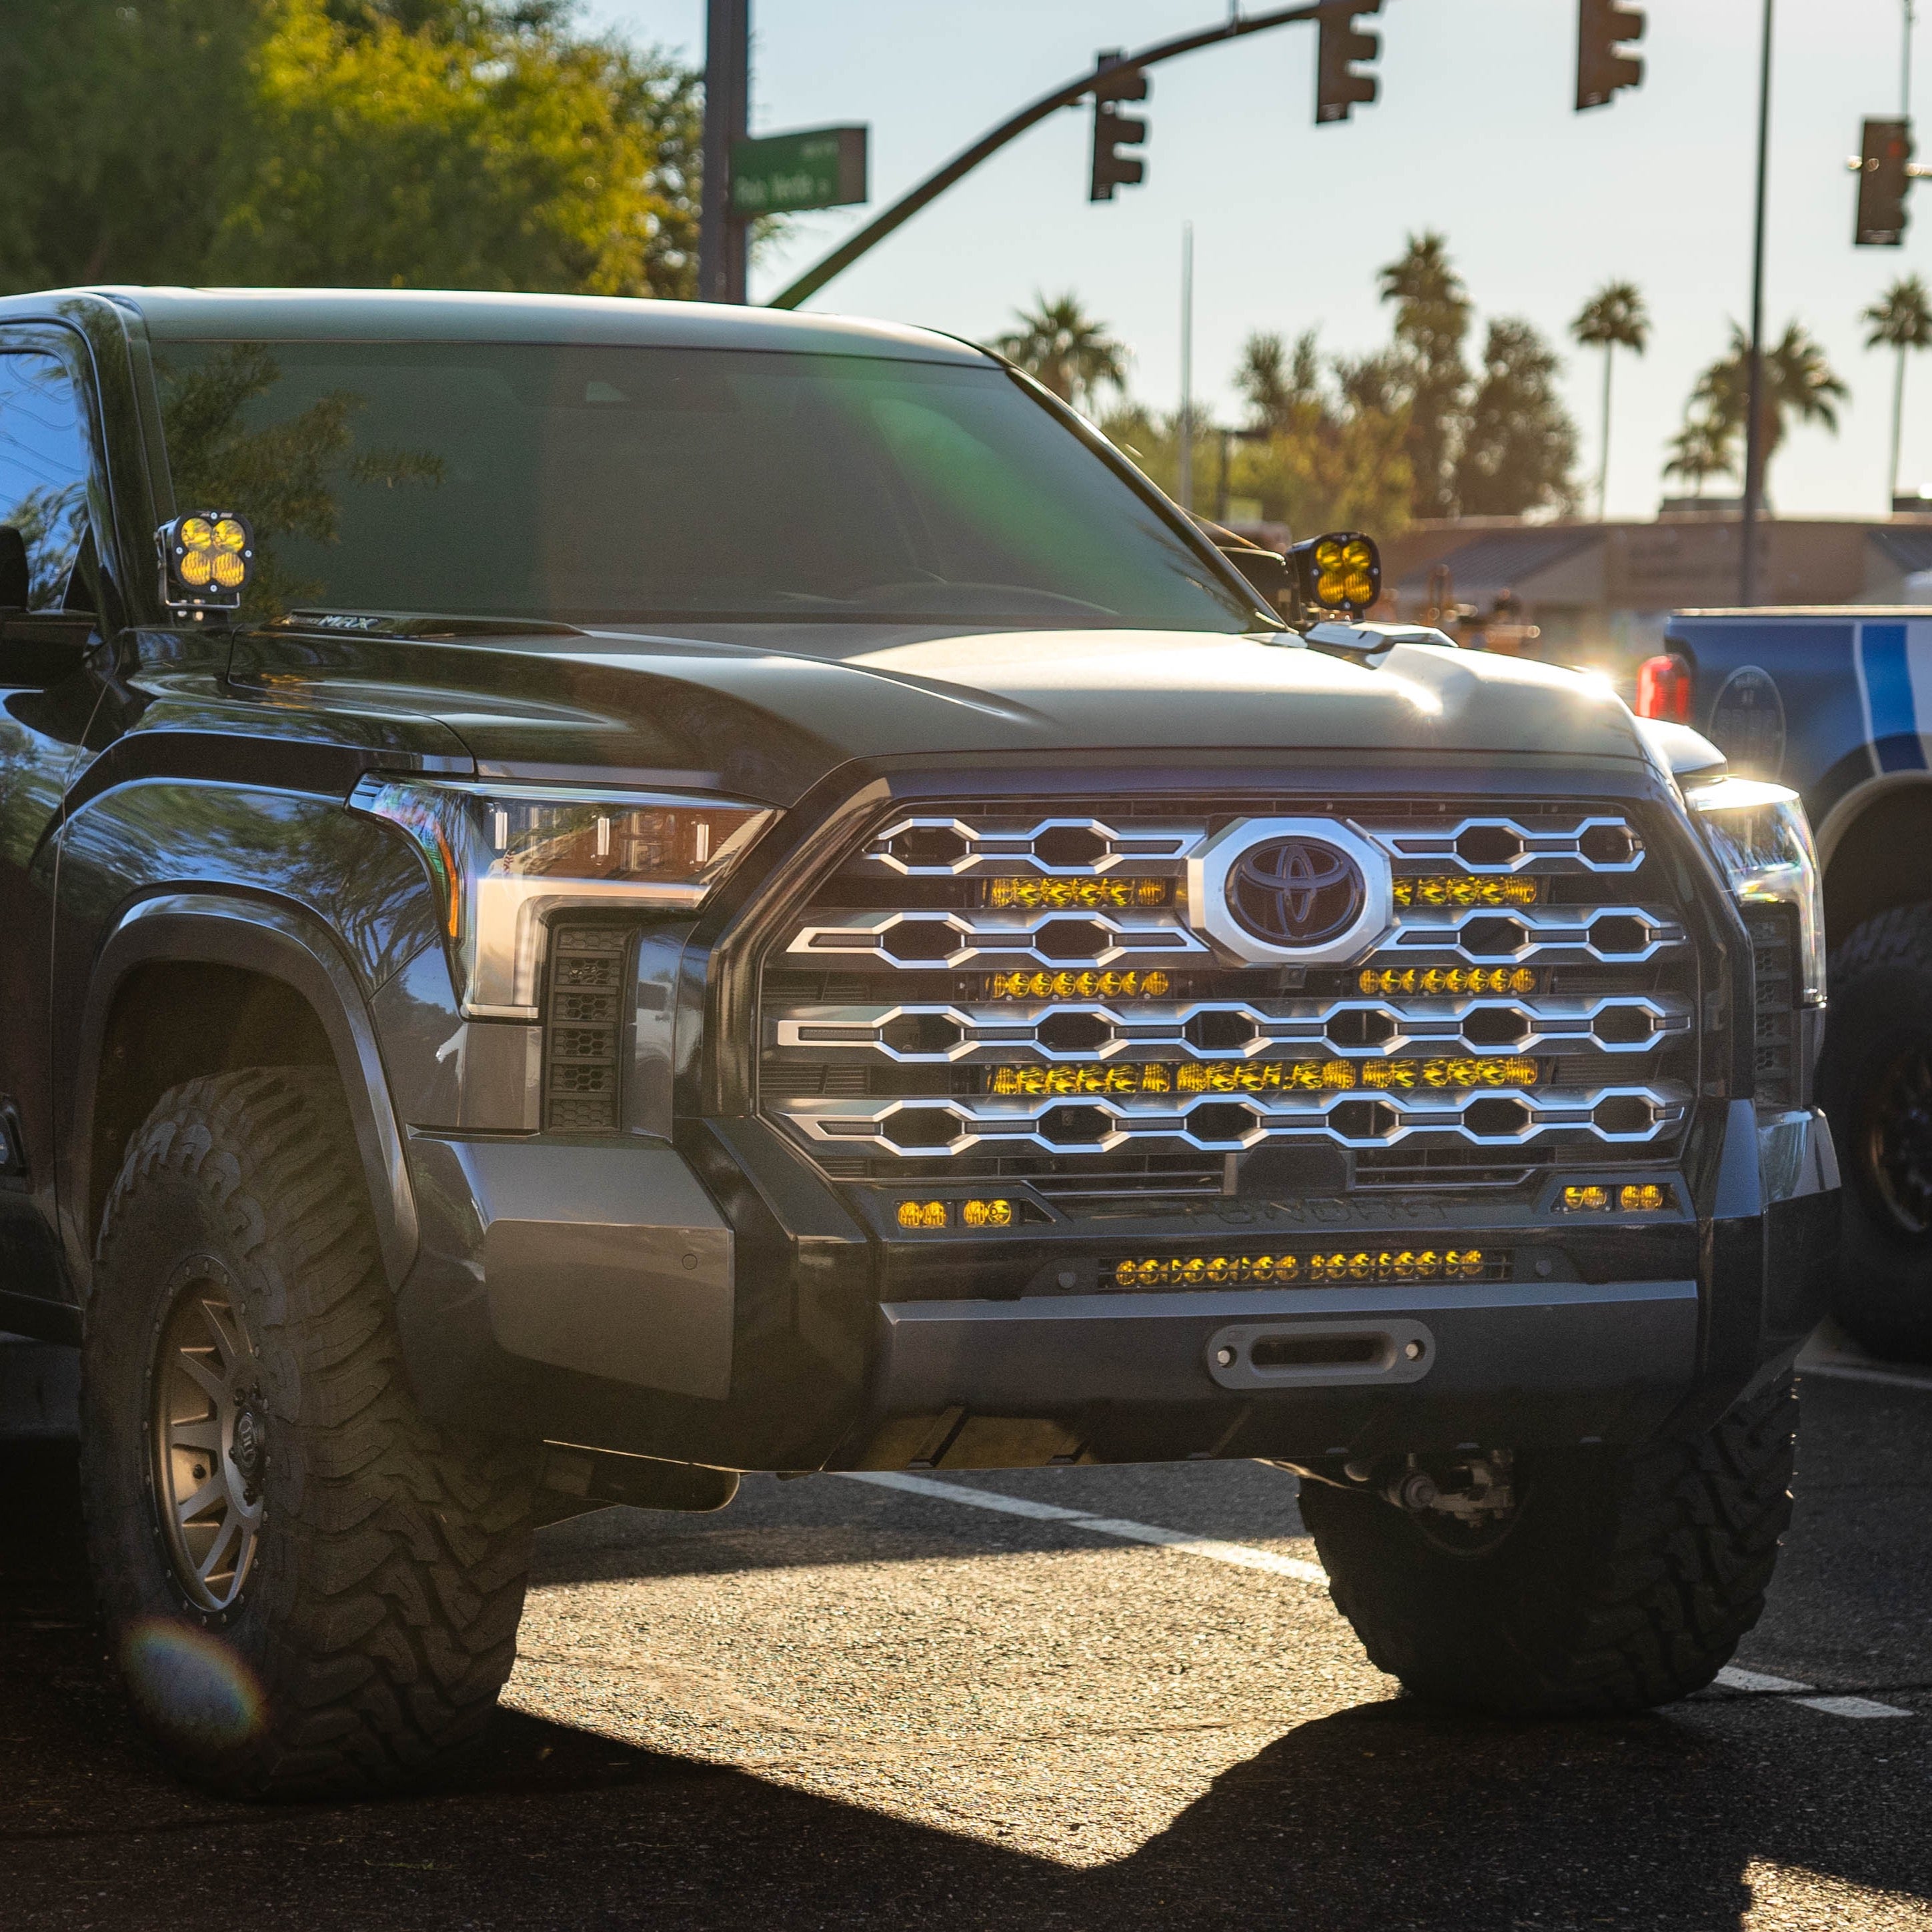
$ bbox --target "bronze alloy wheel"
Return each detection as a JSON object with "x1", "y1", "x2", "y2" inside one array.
[
  {"x1": 147, "y1": 1260, "x2": 267, "y2": 1614},
  {"x1": 1862, "y1": 1046, "x2": 1932, "y2": 1240}
]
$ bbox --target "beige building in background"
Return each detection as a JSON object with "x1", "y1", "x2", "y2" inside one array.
[{"x1": 1373, "y1": 513, "x2": 1932, "y2": 672}]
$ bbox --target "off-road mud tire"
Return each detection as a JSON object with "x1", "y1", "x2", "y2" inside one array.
[
  {"x1": 1298, "y1": 1376, "x2": 1797, "y2": 1715},
  {"x1": 81, "y1": 1067, "x2": 538, "y2": 1797},
  {"x1": 1819, "y1": 902, "x2": 1932, "y2": 1360}
]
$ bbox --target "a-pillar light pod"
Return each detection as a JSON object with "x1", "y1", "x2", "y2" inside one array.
[
  {"x1": 1290, "y1": 530, "x2": 1381, "y2": 619},
  {"x1": 157, "y1": 511, "x2": 255, "y2": 614}
]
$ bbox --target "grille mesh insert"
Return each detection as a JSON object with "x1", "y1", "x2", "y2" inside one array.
[{"x1": 760, "y1": 797, "x2": 1702, "y2": 1198}]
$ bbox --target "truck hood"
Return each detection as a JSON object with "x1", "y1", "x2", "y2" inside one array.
[{"x1": 237, "y1": 620, "x2": 1659, "y2": 807}]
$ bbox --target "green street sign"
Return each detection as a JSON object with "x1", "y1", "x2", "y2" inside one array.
[{"x1": 730, "y1": 125, "x2": 869, "y2": 216}]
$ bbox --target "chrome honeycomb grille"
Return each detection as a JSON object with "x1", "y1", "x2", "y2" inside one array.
[{"x1": 758, "y1": 798, "x2": 1701, "y2": 1200}]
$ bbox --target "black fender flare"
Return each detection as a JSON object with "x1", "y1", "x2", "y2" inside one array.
[{"x1": 67, "y1": 891, "x2": 418, "y2": 1298}]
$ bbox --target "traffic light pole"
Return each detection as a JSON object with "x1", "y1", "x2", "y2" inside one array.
[
  {"x1": 764, "y1": 2, "x2": 1329, "y2": 312},
  {"x1": 1740, "y1": 0, "x2": 1775, "y2": 605}
]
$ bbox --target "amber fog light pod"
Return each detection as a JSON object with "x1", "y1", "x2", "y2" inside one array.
[
  {"x1": 1289, "y1": 530, "x2": 1381, "y2": 620},
  {"x1": 157, "y1": 511, "x2": 254, "y2": 615}
]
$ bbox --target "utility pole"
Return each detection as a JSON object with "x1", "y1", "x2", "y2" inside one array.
[
  {"x1": 699, "y1": 0, "x2": 751, "y2": 304},
  {"x1": 1739, "y1": 0, "x2": 1775, "y2": 604},
  {"x1": 1178, "y1": 223, "x2": 1196, "y2": 513}
]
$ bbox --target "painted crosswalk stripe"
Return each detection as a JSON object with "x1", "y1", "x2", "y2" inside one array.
[
  {"x1": 837, "y1": 1470, "x2": 1328, "y2": 1583},
  {"x1": 1715, "y1": 1665, "x2": 1913, "y2": 1719}
]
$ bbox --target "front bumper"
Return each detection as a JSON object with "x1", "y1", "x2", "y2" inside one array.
[{"x1": 391, "y1": 1101, "x2": 1839, "y2": 1473}]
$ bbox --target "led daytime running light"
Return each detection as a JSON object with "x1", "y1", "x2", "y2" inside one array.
[{"x1": 351, "y1": 778, "x2": 776, "y2": 1018}]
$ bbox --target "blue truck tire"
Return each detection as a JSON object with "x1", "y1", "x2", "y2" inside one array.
[{"x1": 1819, "y1": 903, "x2": 1932, "y2": 1360}]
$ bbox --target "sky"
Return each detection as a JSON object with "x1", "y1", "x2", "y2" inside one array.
[{"x1": 582, "y1": 0, "x2": 1931, "y2": 522}]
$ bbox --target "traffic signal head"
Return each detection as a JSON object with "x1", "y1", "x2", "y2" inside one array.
[
  {"x1": 1857, "y1": 117, "x2": 1914, "y2": 245},
  {"x1": 1315, "y1": 1, "x2": 1382, "y2": 126},
  {"x1": 1090, "y1": 51, "x2": 1149, "y2": 200},
  {"x1": 1576, "y1": 0, "x2": 1644, "y2": 111}
]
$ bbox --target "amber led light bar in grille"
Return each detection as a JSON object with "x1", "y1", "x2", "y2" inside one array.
[
  {"x1": 1559, "y1": 1182, "x2": 1675, "y2": 1213},
  {"x1": 1392, "y1": 875, "x2": 1539, "y2": 908},
  {"x1": 1107, "y1": 1248, "x2": 1504, "y2": 1289},
  {"x1": 895, "y1": 1197, "x2": 1016, "y2": 1230},
  {"x1": 987, "y1": 968, "x2": 1173, "y2": 1000},
  {"x1": 988, "y1": 1057, "x2": 1541, "y2": 1098},
  {"x1": 984, "y1": 877, "x2": 1171, "y2": 910},
  {"x1": 1358, "y1": 967, "x2": 1540, "y2": 995}
]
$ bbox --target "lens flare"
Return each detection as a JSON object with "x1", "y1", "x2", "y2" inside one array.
[{"x1": 121, "y1": 1619, "x2": 266, "y2": 1753}]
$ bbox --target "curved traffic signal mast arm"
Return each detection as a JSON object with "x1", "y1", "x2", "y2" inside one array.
[{"x1": 765, "y1": 3, "x2": 1328, "y2": 313}]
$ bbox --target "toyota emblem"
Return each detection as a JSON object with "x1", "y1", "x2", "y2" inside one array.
[
  {"x1": 1186, "y1": 817, "x2": 1392, "y2": 966},
  {"x1": 1226, "y1": 836, "x2": 1366, "y2": 948}
]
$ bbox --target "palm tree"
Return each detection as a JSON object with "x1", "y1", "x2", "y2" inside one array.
[
  {"x1": 1686, "y1": 321, "x2": 1849, "y2": 504},
  {"x1": 1663, "y1": 413, "x2": 1737, "y2": 498},
  {"x1": 1571, "y1": 280, "x2": 1649, "y2": 519},
  {"x1": 990, "y1": 293, "x2": 1128, "y2": 411},
  {"x1": 1376, "y1": 232, "x2": 1471, "y2": 519},
  {"x1": 1863, "y1": 275, "x2": 1932, "y2": 509}
]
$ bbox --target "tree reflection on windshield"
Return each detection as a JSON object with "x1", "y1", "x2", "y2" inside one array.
[{"x1": 157, "y1": 343, "x2": 445, "y2": 621}]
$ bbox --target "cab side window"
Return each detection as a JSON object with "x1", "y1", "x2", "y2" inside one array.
[{"x1": 0, "y1": 352, "x2": 93, "y2": 611}]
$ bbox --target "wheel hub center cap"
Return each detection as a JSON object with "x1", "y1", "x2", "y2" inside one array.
[{"x1": 231, "y1": 1405, "x2": 264, "y2": 1481}]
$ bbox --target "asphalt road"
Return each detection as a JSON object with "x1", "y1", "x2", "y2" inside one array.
[{"x1": 4, "y1": 1367, "x2": 1932, "y2": 1931}]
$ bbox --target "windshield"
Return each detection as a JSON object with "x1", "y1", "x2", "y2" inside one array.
[{"x1": 151, "y1": 341, "x2": 1260, "y2": 632}]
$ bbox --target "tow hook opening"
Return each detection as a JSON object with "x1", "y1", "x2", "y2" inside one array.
[
  {"x1": 1251, "y1": 1334, "x2": 1380, "y2": 1369},
  {"x1": 1205, "y1": 1317, "x2": 1433, "y2": 1390}
]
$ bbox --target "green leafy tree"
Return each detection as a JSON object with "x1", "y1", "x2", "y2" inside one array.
[
  {"x1": 1685, "y1": 322, "x2": 1849, "y2": 503},
  {"x1": 1160, "y1": 325, "x2": 1412, "y2": 537},
  {"x1": 1378, "y1": 232, "x2": 1472, "y2": 520},
  {"x1": 1570, "y1": 279, "x2": 1649, "y2": 518},
  {"x1": 992, "y1": 294, "x2": 1129, "y2": 411},
  {"x1": 0, "y1": 0, "x2": 700, "y2": 297},
  {"x1": 1454, "y1": 319, "x2": 1579, "y2": 518},
  {"x1": 1451, "y1": 319, "x2": 1579, "y2": 519},
  {"x1": 1863, "y1": 275, "x2": 1932, "y2": 507}
]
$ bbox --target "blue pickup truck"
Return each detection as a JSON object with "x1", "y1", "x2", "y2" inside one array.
[{"x1": 1647, "y1": 608, "x2": 1932, "y2": 1358}]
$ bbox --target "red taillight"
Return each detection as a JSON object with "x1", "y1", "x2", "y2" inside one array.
[{"x1": 1635, "y1": 654, "x2": 1693, "y2": 722}]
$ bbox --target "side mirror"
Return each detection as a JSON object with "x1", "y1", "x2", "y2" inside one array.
[
  {"x1": 0, "y1": 526, "x2": 27, "y2": 611},
  {"x1": 1288, "y1": 531, "x2": 1382, "y2": 623},
  {"x1": 0, "y1": 524, "x2": 96, "y2": 684},
  {"x1": 1215, "y1": 540, "x2": 1292, "y2": 618},
  {"x1": 0, "y1": 611, "x2": 99, "y2": 686},
  {"x1": 1193, "y1": 515, "x2": 1295, "y2": 620}
]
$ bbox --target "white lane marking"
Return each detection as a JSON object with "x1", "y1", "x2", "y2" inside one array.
[
  {"x1": 1801, "y1": 1360, "x2": 1932, "y2": 1393},
  {"x1": 1717, "y1": 1666, "x2": 1811, "y2": 1693},
  {"x1": 841, "y1": 1470, "x2": 1091, "y2": 1522},
  {"x1": 1716, "y1": 1665, "x2": 1914, "y2": 1719},
  {"x1": 846, "y1": 1480, "x2": 1916, "y2": 1718},
  {"x1": 837, "y1": 1471, "x2": 1327, "y2": 1584},
  {"x1": 1073, "y1": 1517, "x2": 1330, "y2": 1583},
  {"x1": 1796, "y1": 1695, "x2": 1916, "y2": 1720}
]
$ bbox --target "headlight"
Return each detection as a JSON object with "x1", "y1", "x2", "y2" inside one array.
[
  {"x1": 1685, "y1": 776, "x2": 1824, "y2": 1003},
  {"x1": 351, "y1": 778, "x2": 777, "y2": 1018}
]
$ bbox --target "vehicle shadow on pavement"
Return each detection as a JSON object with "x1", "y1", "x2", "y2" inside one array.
[{"x1": 5, "y1": 1438, "x2": 1930, "y2": 1930}]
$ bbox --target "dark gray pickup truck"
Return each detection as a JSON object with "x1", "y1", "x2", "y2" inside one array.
[{"x1": 0, "y1": 285, "x2": 1835, "y2": 1793}]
